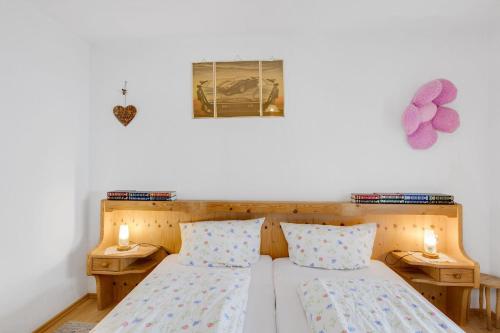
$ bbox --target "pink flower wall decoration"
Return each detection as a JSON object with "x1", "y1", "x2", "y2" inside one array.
[{"x1": 402, "y1": 79, "x2": 460, "y2": 149}]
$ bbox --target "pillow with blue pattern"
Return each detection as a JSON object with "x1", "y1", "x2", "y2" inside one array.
[
  {"x1": 178, "y1": 218, "x2": 265, "y2": 267},
  {"x1": 281, "y1": 222, "x2": 376, "y2": 270}
]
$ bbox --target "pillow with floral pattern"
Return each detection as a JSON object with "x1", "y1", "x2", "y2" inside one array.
[
  {"x1": 178, "y1": 218, "x2": 264, "y2": 267},
  {"x1": 281, "y1": 222, "x2": 376, "y2": 270}
]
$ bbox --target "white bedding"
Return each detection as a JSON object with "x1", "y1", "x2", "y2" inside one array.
[
  {"x1": 273, "y1": 258, "x2": 463, "y2": 333},
  {"x1": 298, "y1": 278, "x2": 463, "y2": 333},
  {"x1": 92, "y1": 254, "x2": 275, "y2": 333}
]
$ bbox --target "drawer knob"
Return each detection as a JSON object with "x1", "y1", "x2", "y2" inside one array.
[
  {"x1": 101, "y1": 262, "x2": 110, "y2": 268},
  {"x1": 453, "y1": 273, "x2": 462, "y2": 279}
]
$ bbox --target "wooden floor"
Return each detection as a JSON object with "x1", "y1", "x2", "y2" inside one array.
[
  {"x1": 37, "y1": 296, "x2": 112, "y2": 333},
  {"x1": 37, "y1": 297, "x2": 496, "y2": 333}
]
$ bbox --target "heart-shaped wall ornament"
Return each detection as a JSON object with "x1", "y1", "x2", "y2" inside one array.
[{"x1": 113, "y1": 105, "x2": 137, "y2": 126}]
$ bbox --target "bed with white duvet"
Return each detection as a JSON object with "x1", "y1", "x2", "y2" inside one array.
[
  {"x1": 91, "y1": 254, "x2": 275, "y2": 333},
  {"x1": 273, "y1": 258, "x2": 464, "y2": 333},
  {"x1": 276, "y1": 222, "x2": 464, "y2": 333}
]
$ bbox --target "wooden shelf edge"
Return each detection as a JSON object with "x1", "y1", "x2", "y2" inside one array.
[
  {"x1": 102, "y1": 199, "x2": 460, "y2": 218},
  {"x1": 90, "y1": 245, "x2": 159, "y2": 259},
  {"x1": 392, "y1": 267, "x2": 474, "y2": 287},
  {"x1": 391, "y1": 251, "x2": 475, "y2": 269}
]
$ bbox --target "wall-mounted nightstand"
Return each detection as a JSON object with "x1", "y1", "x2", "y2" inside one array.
[
  {"x1": 387, "y1": 251, "x2": 478, "y2": 326},
  {"x1": 87, "y1": 245, "x2": 166, "y2": 310}
]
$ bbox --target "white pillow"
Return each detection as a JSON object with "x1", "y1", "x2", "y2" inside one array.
[
  {"x1": 280, "y1": 222, "x2": 376, "y2": 270},
  {"x1": 178, "y1": 218, "x2": 264, "y2": 267}
]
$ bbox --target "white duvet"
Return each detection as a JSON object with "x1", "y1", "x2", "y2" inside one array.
[
  {"x1": 298, "y1": 277, "x2": 464, "y2": 333},
  {"x1": 91, "y1": 265, "x2": 251, "y2": 333}
]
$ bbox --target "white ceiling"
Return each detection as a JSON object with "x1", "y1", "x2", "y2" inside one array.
[{"x1": 26, "y1": 0, "x2": 499, "y2": 43}]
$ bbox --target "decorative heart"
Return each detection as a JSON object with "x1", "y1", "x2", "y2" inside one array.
[{"x1": 113, "y1": 105, "x2": 137, "y2": 126}]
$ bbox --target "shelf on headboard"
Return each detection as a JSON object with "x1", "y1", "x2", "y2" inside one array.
[
  {"x1": 102, "y1": 200, "x2": 460, "y2": 218},
  {"x1": 93, "y1": 199, "x2": 476, "y2": 287}
]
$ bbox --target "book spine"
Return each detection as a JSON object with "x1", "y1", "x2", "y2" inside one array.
[
  {"x1": 429, "y1": 200, "x2": 455, "y2": 205},
  {"x1": 150, "y1": 196, "x2": 177, "y2": 201},
  {"x1": 150, "y1": 191, "x2": 176, "y2": 195},
  {"x1": 351, "y1": 199, "x2": 379, "y2": 204},
  {"x1": 379, "y1": 199, "x2": 405, "y2": 204},
  {"x1": 107, "y1": 190, "x2": 177, "y2": 201},
  {"x1": 107, "y1": 191, "x2": 129, "y2": 197},
  {"x1": 430, "y1": 195, "x2": 454, "y2": 201},
  {"x1": 377, "y1": 193, "x2": 404, "y2": 200},
  {"x1": 351, "y1": 193, "x2": 379, "y2": 200},
  {"x1": 403, "y1": 194, "x2": 430, "y2": 201}
]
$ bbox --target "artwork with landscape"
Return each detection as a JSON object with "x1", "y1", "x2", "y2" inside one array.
[{"x1": 193, "y1": 60, "x2": 284, "y2": 118}]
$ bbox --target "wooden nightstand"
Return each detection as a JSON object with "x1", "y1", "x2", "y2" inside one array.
[
  {"x1": 387, "y1": 251, "x2": 478, "y2": 326},
  {"x1": 87, "y1": 245, "x2": 166, "y2": 310}
]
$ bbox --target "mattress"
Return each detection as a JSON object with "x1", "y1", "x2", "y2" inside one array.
[
  {"x1": 273, "y1": 257, "x2": 460, "y2": 333},
  {"x1": 94, "y1": 254, "x2": 276, "y2": 333}
]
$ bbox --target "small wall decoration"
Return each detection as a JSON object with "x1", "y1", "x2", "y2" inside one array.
[
  {"x1": 402, "y1": 79, "x2": 460, "y2": 149},
  {"x1": 193, "y1": 60, "x2": 284, "y2": 118},
  {"x1": 113, "y1": 81, "x2": 137, "y2": 126}
]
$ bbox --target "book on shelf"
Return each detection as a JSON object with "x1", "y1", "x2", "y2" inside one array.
[
  {"x1": 351, "y1": 193, "x2": 454, "y2": 205},
  {"x1": 351, "y1": 194, "x2": 379, "y2": 200},
  {"x1": 107, "y1": 190, "x2": 177, "y2": 201}
]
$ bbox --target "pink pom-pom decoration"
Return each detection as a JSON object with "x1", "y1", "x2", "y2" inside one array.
[
  {"x1": 407, "y1": 122, "x2": 438, "y2": 150},
  {"x1": 433, "y1": 79, "x2": 457, "y2": 106},
  {"x1": 412, "y1": 80, "x2": 442, "y2": 107},
  {"x1": 403, "y1": 79, "x2": 459, "y2": 149},
  {"x1": 432, "y1": 106, "x2": 460, "y2": 133},
  {"x1": 402, "y1": 104, "x2": 420, "y2": 135},
  {"x1": 416, "y1": 103, "x2": 437, "y2": 122}
]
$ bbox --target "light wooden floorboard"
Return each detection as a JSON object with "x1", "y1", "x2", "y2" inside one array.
[
  {"x1": 37, "y1": 298, "x2": 495, "y2": 333},
  {"x1": 37, "y1": 297, "x2": 113, "y2": 333}
]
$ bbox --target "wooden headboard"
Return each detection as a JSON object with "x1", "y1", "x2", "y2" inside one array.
[
  {"x1": 90, "y1": 199, "x2": 479, "y2": 324},
  {"x1": 94, "y1": 199, "x2": 474, "y2": 264}
]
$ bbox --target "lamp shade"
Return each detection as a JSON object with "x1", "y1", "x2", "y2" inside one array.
[
  {"x1": 423, "y1": 229, "x2": 438, "y2": 257},
  {"x1": 118, "y1": 224, "x2": 130, "y2": 247}
]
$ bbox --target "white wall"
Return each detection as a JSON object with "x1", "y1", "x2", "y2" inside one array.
[
  {"x1": 89, "y1": 20, "x2": 494, "y2": 285},
  {"x1": 0, "y1": 1, "x2": 496, "y2": 325},
  {"x1": 0, "y1": 1, "x2": 90, "y2": 332},
  {"x1": 489, "y1": 14, "x2": 500, "y2": 277}
]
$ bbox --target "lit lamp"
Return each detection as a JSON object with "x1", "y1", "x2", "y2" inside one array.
[
  {"x1": 117, "y1": 224, "x2": 131, "y2": 251},
  {"x1": 423, "y1": 229, "x2": 439, "y2": 259}
]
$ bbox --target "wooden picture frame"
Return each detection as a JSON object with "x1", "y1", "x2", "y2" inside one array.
[{"x1": 193, "y1": 60, "x2": 284, "y2": 118}]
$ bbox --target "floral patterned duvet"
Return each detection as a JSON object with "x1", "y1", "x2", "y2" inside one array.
[
  {"x1": 298, "y1": 278, "x2": 464, "y2": 333},
  {"x1": 91, "y1": 265, "x2": 251, "y2": 333}
]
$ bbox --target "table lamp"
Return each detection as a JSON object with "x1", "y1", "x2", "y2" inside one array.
[
  {"x1": 117, "y1": 223, "x2": 131, "y2": 251},
  {"x1": 423, "y1": 229, "x2": 439, "y2": 259}
]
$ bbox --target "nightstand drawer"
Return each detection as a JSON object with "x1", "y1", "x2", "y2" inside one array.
[
  {"x1": 92, "y1": 258, "x2": 120, "y2": 272},
  {"x1": 440, "y1": 269, "x2": 473, "y2": 283}
]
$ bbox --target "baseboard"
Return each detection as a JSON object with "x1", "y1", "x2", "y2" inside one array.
[
  {"x1": 470, "y1": 308, "x2": 497, "y2": 316},
  {"x1": 33, "y1": 293, "x2": 96, "y2": 333}
]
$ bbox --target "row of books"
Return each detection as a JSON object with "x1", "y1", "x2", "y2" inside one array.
[
  {"x1": 351, "y1": 193, "x2": 454, "y2": 205},
  {"x1": 107, "y1": 190, "x2": 177, "y2": 201}
]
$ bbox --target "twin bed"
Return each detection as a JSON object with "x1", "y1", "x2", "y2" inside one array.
[
  {"x1": 88, "y1": 200, "x2": 478, "y2": 333},
  {"x1": 92, "y1": 255, "x2": 276, "y2": 333},
  {"x1": 92, "y1": 254, "x2": 463, "y2": 333}
]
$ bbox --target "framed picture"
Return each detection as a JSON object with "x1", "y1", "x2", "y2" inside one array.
[{"x1": 193, "y1": 60, "x2": 284, "y2": 118}]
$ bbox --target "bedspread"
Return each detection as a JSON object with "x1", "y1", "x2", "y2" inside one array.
[
  {"x1": 298, "y1": 277, "x2": 464, "y2": 333},
  {"x1": 91, "y1": 267, "x2": 251, "y2": 333}
]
